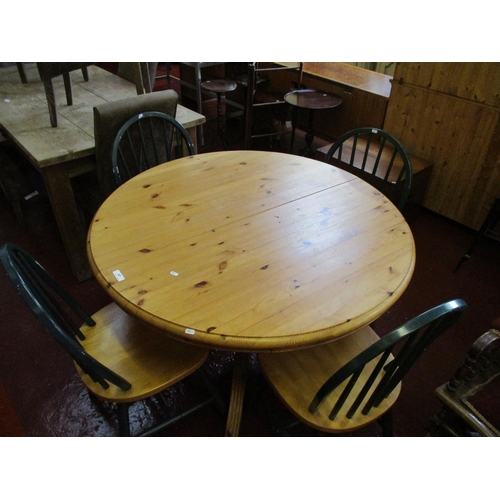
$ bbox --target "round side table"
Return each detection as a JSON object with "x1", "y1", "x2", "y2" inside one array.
[
  {"x1": 284, "y1": 89, "x2": 342, "y2": 158},
  {"x1": 201, "y1": 79, "x2": 237, "y2": 149}
]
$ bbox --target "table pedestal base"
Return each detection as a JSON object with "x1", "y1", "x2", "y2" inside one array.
[{"x1": 224, "y1": 353, "x2": 250, "y2": 437}]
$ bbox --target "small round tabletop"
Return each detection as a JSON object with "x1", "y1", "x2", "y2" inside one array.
[
  {"x1": 284, "y1": 89, "x2": 342, "y2": 110},
  {"x1": 200, "y1": 79, "x2": 237, "y2": 93}
]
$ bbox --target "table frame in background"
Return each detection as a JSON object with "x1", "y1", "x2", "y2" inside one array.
[{"x1": 0, "y1": 63, "x2": 205, "y2": 281}]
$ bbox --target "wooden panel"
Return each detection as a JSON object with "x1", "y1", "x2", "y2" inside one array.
[
  {"x1": 278, "y1": 62, "x2": 392, "y2": 97},
  {"x1": 393, "y1": 62, "x2": 500, "y2": 108},
  {"x1": 384, "y1": 81, "x2": 500, "y2": 229}
]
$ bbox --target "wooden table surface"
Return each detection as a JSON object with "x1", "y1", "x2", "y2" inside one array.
[
  {"x1": 87, "y1": 150, "x2": 415, "y2": 352},
  {"x1": 284, "y1": 89, "x2": 342, "y2": 110},
  {"x1": 276, "y1": 62, "x2": 393, "y2": 98},
  {"x1": 0, "y1": 63, "x2": 205, "y2": 281}
]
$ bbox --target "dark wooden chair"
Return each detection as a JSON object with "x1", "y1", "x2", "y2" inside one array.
[
  {"x1": 323, "y1": 127, "x2": 413, "y2": 211},
  {"x1": 36, "y1": 63, "x2": 93, "y2": 127},
  {"x1": 0, "y1": 243, "x2": 225, "y2": 436},
  {"x1": 258, "y1": 299, "x2": 467, "y2": 436},
  {"x1": 428, "y1": 328, "x2": 500, "y2": 437},
  {"x1": 111, "y1": 111, "x2": 194, "y2": 187}
]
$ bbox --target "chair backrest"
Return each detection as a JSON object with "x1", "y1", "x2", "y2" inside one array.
[
  {"x1": 324, "y1": 127, "x2": 413, "y2": 211},
  {"x1": 111, "y1": 111, "x2": 195, "y2": 187},
  {"x1": 435, "y1": 329, "x2": 500, "y2": 436},
  {"x1": 36, "y1": 62, "x2": 91, "y2": 81},
  {"x1": 94, "y1": 89, "x2": 179, "y2": 200},
  {"x1": 310, "y1": 299, "x2": 467, "y2": 420},
  {"x1": 37, "y1": 63, "x2": 93, "y2": 127},
  {"x1": 0, "y1": 243, "x2": 131, "y2": 391},
  {"x1": 117, "y1": 62, "x2": 158, "y2": 95}
]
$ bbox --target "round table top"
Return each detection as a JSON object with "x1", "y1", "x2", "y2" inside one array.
[
  {"x1": 87, "y1": 150, "x2": 415, "y2": 352},
  {"x1": 284, "y1": 89, "x2": 342, "y2": 110}
]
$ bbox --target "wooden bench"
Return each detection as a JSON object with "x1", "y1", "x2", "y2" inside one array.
[{"x1": 316, "y1": 138, "x2": 434, "y2": 220}]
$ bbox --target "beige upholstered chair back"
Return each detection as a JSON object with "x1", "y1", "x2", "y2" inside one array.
[
  {"x1": 94, "y1": 89, "x2": 178, "y2": 200},
  {"x1": 117, "y1": 63, "x2": 159, "y2": 94}
]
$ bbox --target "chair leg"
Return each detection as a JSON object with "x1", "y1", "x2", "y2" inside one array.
[
  {"x1": 453, "y1": 252, "x2": 471, "y2": 273},
  {"x1": 380, "y1": 409, "x2": 394, "y2": 437},
  {"x1": 454, "y1": 197, "x2": 500, "y2": 273},
  {"x1": 41, "y1": 79, "x2": 58, "y2": 127},
  {"x1": 117, "y1": 403, "x2": 131, "y2": 437},
  {"x1": 63, "y1": 73, "x2": 73, "y2": 106},
  {"x1": 17, "y1": 63, "x2": 28, "y2": 83},
  {"x1": 197, "y1": 367, "x2": 227, "y2": 416}
]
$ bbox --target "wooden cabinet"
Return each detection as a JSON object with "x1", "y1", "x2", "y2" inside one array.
[{"x1": 384, "y1": 63, "x2": 500, "y2": 230}]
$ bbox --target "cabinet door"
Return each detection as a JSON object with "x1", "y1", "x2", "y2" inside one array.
[
  {"x1": 394, "y1": 62, "x2": 500, "y2": 108},
  {"x1": 384, "y1": 82, "x2": 500, "y2": 230}
]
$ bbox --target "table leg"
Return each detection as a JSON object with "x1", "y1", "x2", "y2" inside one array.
[
  {"x1": 224, "y1": 352, "x2": 250, "y2": 437},
  {"x1": 41, "y1": 163, "x2": 92, "y2": 282},
  {"x1": 195, "y1": 64, "x2": 205, "y2": 146},
  {"x1": 289, "y1": 107, "x2": 298, "y2": 154},
  {"x1": 300, "y1": 109, "x2": 316, "y2": 158},
  {"x1": 186, "y1": 126, "x2": 198, "y2": 154}
]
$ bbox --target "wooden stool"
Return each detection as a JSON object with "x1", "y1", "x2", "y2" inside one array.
[{"x1": 201, "y1": 79, "x2": 237, "y2": 149}]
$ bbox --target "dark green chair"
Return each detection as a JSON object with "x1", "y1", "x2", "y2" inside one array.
[
  {"x1": 324, "y1": 127, "x2": 413, "y2": 211},
  {"x1": 0, "y1": 243, "x2": 225, "y2": 437},
  {"x1": 111, "y1": 111, "x2": 195, "y2": 188},
  {"x1": 259, "y1": 299, "x2": 467, "y2": 436}
]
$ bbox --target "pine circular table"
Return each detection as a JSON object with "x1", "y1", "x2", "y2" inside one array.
[{"x1": 87, "y1": 150, "x2": 415, "y2": 436}]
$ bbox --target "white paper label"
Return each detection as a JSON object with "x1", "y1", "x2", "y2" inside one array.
[{"x1": 113, "y1": 270, "x2": 125, "y2": 281}]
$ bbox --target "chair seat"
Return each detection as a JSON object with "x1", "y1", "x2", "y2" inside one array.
[
  {"x1": 258, "y1": 325, "x2": 401, "y2": 433},
  {"x1": 201, "y1": 79, "x2": 237, "y2": 93},
  {"x1": 318, "y1": 138, "x2": 432, "y2": 184},
  {"x1": 78, "y1": 303, "x2": 209, "y2": 403}
]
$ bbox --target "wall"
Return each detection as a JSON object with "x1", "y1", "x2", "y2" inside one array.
[{"x1": 383, "y1": 62, "x2": 500, "y2": 230}]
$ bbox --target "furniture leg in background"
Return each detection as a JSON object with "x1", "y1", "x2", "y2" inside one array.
[{"x1": 454, "y1": 197, "x2": 500, "y2": 272}]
